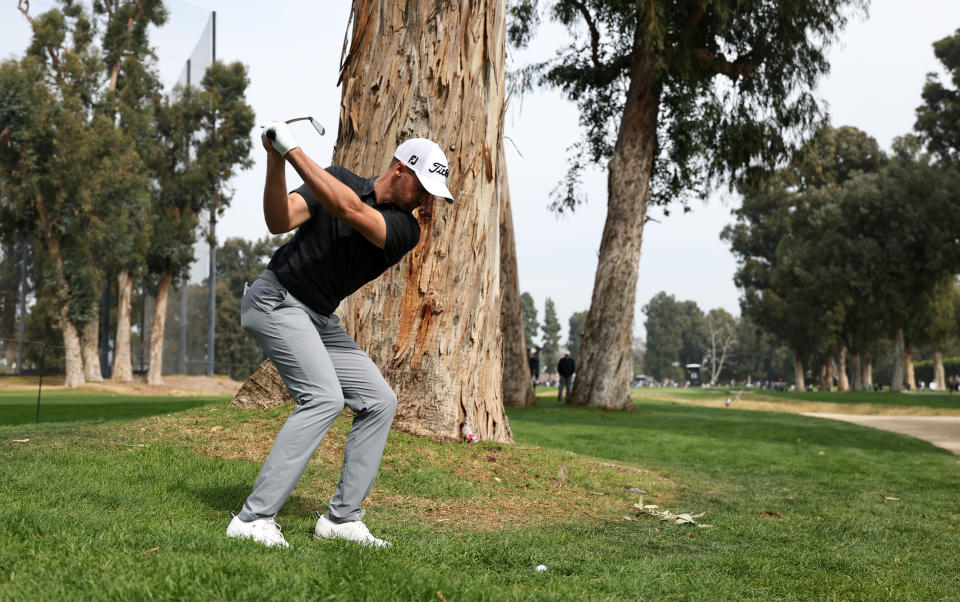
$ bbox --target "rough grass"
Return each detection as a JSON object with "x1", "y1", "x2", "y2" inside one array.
[{"x1": 1, "y1": 391, "x2": 958, "y2": 600}]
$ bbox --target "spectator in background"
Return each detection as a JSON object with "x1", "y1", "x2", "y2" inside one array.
[
  {"x1": 529, "y1": 348, "x2": 541, "y2": 387},
  {"x1": 557, "y1": 353, "x2": 576, "y2": 404}
]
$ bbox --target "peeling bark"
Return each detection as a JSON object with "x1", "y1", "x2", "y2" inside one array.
[
  {"x1": 146, "y1": 274, "x2": 171, "y2": 385},
  {"x1": 231, "y1": 359, "x2": 295, "y2": 409},
  {"x1": 331, "y1": 0, "x2": 512, "y2": 442},
  {"x1": 112, "y1": 269, "x2": 134, "y2": 382}
]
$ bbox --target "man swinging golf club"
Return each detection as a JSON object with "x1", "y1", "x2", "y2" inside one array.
[{"x1": 226, "y1": 119, "x2": 454, "y2": 548}]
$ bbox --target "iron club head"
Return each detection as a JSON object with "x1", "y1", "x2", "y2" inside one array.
[{"x1": 285, "y1": 116, "x2": 325, "y2": 136}]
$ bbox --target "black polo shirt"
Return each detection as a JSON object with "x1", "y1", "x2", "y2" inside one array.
[{"x1": 266, "y1": 165, "x2": 421, "y2": 316}]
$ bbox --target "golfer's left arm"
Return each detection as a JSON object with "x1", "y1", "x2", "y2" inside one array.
[{"x1": 285, "y1": 148, "x2": 388, "y2": 249}]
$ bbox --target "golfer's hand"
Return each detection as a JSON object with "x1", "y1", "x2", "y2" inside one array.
[{"x1": 261, "y1": 121, "x2": 298, "y2": 156}]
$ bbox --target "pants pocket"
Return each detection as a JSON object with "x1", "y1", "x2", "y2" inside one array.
[{"x1": 243, "y1": 279, "x2": 288, "y2": 314}]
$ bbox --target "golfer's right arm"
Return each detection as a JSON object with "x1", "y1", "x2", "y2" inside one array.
[{"x1": 262, "y1": 139, "x2": 310, "y2": 234}]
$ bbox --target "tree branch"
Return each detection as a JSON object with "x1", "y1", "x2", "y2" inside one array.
[
  {"x1": 569, "y1": 0, "x2": 601, "y2": 69},
  {"x1": 696, "y1": 48, "x2": 758, "y2": 82},
  {"x1": 18, "y1": 0, "x2": 62, "y2": 73}
]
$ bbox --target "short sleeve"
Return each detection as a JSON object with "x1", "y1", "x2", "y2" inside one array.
[
  {"x1": 291, "y1": 166, "x2": 352, "y2": 218},
  {"x1": 381, "y1": 210, "x2": 421, "y2": 264},
  {"x1": 290, "y1": 183, "x2": 320, "y2": 217}
]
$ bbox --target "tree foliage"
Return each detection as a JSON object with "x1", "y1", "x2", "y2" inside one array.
[
  {"x1": 508, "y1": 0, "x2": 865, "y2": 212},
  {"x1": 566, "y1": 310, "x2": 587, "y2": 362},
  {"x1": 916, "y1": 28, "x2": 960, "y2": 165},
  {"x1": 541, "y1": 298, "x2": 561, "y2": 372},
  {"x1": 521, "y1": 291, "x2": 539, "y2": 348}
]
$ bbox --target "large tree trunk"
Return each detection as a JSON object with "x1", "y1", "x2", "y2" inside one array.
[
  {"x1": 793, "y1": 355, "x2": 804, "y2": 391},
  {"x1": 328, "y1": 0, "x2": 511, "y2": 442},
  {"x1": 146, "y1": 274, "x2": 172, "y2": 385},
  {"x1": 818, "y1": 360, "x2": 832, "y2": 391},
  {"x1": 864, "y1": 352, "x2": 874, "y2": 389},
  {"x1": 904, "y1": 341, "x2": 916, "y2": 390},
  {"x1": 112, "y1": 269, "x2": 134, "y2": 382},
  {"x1": 568, "y1": 53, "x2": 660, "y2": 411},
  {"x1": 837, "y1": 346, "x2": 849, "y2": 391},
  {"x1": 498, "y1": 145, "x2": 536, "y2": 408},
  {"x1": 934, "y1": 350, "x2": 946, "y2": 391},
  {"x1": 232, "y1": 359, "x2": 295, "y2": 409},
  {"x1": 57, "y1": 303, "x2": 85, "y2": 388},
  {"x1": 81, "y1": 317, "x2": 103, "y2": 382},
  {"x1": 890, "y1": 327, "x2": 905, "y2": 392},
  {"x1": 41, "y1": 231, "x2": 84, "y2": 387},
  {"x1": 851, "y1": 352, "x2": 863, "y2": 391}
]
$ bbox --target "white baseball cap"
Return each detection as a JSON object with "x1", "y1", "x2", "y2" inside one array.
[{"x1": 394, "y1": 138, "x2": 454, "y2": 202}]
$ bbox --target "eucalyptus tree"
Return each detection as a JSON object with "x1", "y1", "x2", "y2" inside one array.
[
  {"x1": 541, "y1": 298, "x2": 562, "y2": 374},
  {"x1": 1, "y1": 2, "x2": 155, "y2": 386},
  {"x1": 508, "y1": 0, "x2": 865, "y2": 408},
  {"x1": 915, "y1": 28, "x2": 960, "y2": 166},
  {"x1": 828, "y1": 142, "x2": 960, "y2": 391},
  {"x1": 93, "y1": 0, "x2": 168, "y2": 382},
  {"x1": 145, "y1": 62, "x2": 253, "y2": 385},
  {"x1": 567, "y1": 310, "x2": 586, "y2": 362},
  {"x1": 724, "y1": 126, "x2": 885, "y2": 389},
  {"x1": 521, "y1": 292, "x2": 539, "y2": 349}
]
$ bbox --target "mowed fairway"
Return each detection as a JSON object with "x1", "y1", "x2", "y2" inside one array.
[{"x1": 1, "y1": 389, "x2": 958, "y2": 600}]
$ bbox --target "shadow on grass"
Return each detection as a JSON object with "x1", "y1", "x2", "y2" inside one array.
[{"x1": 0, "y1": 391, "x2": 222, "y2": 426}]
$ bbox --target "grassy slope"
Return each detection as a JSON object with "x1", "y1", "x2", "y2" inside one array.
[{"x1": 0, "y1": 392, "x2": 958, "y2": 600}]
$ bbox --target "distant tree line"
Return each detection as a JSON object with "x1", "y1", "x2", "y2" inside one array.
[
  {"x1": 720, "y1": 29, "x2": 960, "y2": 391},
  {"x1": 0, "y1": 1, "x2": 253, "y2": 386}
]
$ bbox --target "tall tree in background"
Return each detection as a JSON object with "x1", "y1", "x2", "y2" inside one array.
[
  {"x1": 95, "y1": 0, "x2": 168, "y2": 382},
  {"x1": 508, "y1": 0, "x2": 863, "y2": 409},
  {"x1": 541, "y1": 298, "x2": 561, "y2": 374},
  {"x1": 703, "y1": 308, "x2": 737, "y2": 386},
  {"x1": 521, "y1": 292, "x2": 539, "y2": 349},
  {"x1": 1, "y1": 3, "x2": 148, "y2": 386},
  {"x1": 566, "y1": 310, "x2": 586, "y2": 362},
  {"x1": 924, "y1": 277, "x2": 959, "y2": 390},
  {"x1": 916, "y1": 28, "x2": 960, "y2": 166},
  {"x1": 642, "y1": 292, "x2": 686, "y2": 382},
  {"x1": 145, "y1": 62, "x2": 253, "y2": 385},
  {"x1": 499, "y1": 151, "x2": 536, "y2": 407},
  {"x1": 328, "y1": 0, "x2": 512, "y2": 443},
  {"x1": 724, "y1": 126, "x2": 885, "y2": 390}
]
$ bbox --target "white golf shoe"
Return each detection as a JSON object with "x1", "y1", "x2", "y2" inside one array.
[
  {"x1": 226, "y1": 514, "x2": 290, "y2": 548},
  {"x1": 314, "y1": 513, "x2": 391, "y2": 548}
]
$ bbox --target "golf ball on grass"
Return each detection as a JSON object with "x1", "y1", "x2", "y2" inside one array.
[{"x1": 535, "y1": 565, "x2": 547, "y2": 573}]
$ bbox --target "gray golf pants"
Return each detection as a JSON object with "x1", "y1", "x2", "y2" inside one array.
[
  {"x1": 557, "y1": 375, "x2": 573, "y2": 403},
  {"x1": 236, "y1": 271, "x2": 397, "y2": 524}
]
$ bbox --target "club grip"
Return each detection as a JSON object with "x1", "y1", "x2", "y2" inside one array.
[{"x1": 266, "y1": 128, "x2": 276, "y2": 141}]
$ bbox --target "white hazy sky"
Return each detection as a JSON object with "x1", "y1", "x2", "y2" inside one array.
[{"x1": 3, "y1": 0, "x2": 959, "y2": 343}]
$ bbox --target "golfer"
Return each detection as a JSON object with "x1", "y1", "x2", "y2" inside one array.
[{"x1": 226, "y1": 120, "x2": 454, "y2": 548}]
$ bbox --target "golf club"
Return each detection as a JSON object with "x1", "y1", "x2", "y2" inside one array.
[{"x1": 265, "y1": 116, "x2": 325, "y2": 141}]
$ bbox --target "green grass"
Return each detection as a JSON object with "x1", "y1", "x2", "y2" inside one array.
[
  {"x1": 0, "y1": 391, "x2": 223, "y2": 426},
  {"x1": 1, "y1": 392, "x2": 959, "y2": 600}
]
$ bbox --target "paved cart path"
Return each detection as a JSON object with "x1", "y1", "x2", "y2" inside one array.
[{"x1": 802, "y1": 413, "x2": 960, "y2": 455}]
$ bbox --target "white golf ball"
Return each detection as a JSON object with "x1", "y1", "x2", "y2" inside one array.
[{"x1": 535, "y1": 564, "x2": 547, "y2": 573}]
